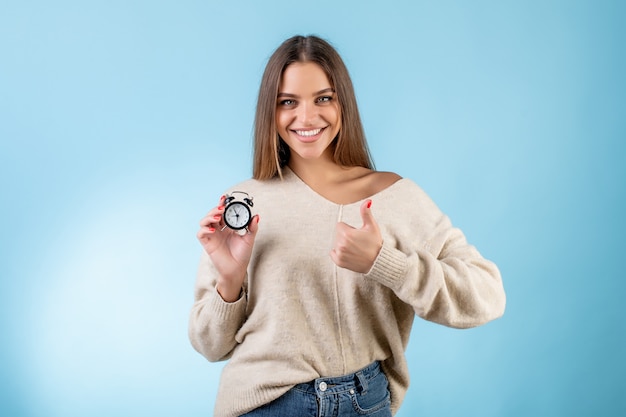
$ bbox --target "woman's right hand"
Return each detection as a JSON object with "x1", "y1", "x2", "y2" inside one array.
[{"x1": 197, "y1": 195, "x2": 260, "y2": 302}]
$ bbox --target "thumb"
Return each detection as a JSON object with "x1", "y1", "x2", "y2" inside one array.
[
  {"x1": 247, "y1": 214, "x2": 261, "y2": 235},
  {"x1": 360, "y1": 199, "x2": 376, "y2": 230}
]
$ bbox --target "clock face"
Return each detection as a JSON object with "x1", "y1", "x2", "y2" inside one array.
[{"x1": 223, "y1": 201, "x2": 251, "y2": 230}]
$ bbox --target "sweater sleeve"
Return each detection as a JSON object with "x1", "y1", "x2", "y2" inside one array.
[
  {"x1": 364, "y1": 187, "x2": 506, "y2": 329},
  {"x1": 188, "y1": 250, "x2": 248, "y2": 362}
]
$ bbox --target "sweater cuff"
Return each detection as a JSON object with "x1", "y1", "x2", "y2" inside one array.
[
  {"x1": 364, "y1": 243, "x2": 408, "y2": 290},
  {"x1": 208, "y1": 288, "x2": 247, "y2": 322}
]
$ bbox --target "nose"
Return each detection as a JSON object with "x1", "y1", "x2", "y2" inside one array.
[{"x1": 296, "y1": 101, "x2": 317, "y2": 125}]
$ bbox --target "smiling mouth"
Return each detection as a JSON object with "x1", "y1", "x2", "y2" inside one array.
[{"x1": 293, "y1": 127, "x2": 325, "y2": 137}]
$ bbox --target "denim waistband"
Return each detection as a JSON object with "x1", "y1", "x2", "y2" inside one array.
[{"x1": 293, "y1": 361, "x2": 382, "y2": 396}]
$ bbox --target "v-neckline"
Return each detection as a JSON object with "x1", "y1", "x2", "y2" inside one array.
[{"x1": 283, "y1": 166, "x2": 406, "y2": 207}]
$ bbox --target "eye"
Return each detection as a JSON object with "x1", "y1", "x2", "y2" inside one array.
[
  {"x1": 316, "y1": 96, "x2": 333, "y2": 103},
  {"x1": 278, "y1": 99, "x2": 296, "y2": 107}
]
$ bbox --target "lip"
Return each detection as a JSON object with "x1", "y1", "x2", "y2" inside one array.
[{"x1": 291, "y1": 127, "x2": 327, "y2": 143}]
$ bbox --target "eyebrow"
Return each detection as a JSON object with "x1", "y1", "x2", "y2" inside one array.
[{"x1": 277, "y1": 88, "x2": 335, "y2": 98}]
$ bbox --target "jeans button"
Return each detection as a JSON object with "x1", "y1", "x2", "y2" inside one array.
[{"x1": 319, "y1": 381, "x2": 327, "y2": 392}]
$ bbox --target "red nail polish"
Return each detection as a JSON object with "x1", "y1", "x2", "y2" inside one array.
[
  {"x1": 218, "y1": 205, "x2": 225, "y2": 210},
  {"x1": 367, "y1": 200, "x2": 372, "y2": 209}
]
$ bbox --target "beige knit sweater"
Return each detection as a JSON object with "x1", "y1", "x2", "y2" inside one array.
[{"x1": 189, "y1": 168, "x2": 506, "y2": 417}]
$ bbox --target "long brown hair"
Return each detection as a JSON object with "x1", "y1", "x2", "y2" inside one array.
[{"x1": 252, "y1": 35, "x2": 374, "y2": 180}]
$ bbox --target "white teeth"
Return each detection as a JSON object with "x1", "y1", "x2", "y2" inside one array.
[{"x1": 295, "y1": 128, "x2": 322, "y2": 137}]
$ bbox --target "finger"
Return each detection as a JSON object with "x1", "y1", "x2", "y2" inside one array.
[
  {"x1": 247, "y1": 214, "x2": 261, "y2": 235},
  {"x1": 199, "y1": 213, "x2": 223, "y2": 227},
  {"x1": 332, "y1": 223, "x2": 353, "y2": 253},
  {"x1": 335, "y1": 220, "x2": 355, "y2": 236},
  {"x1": 359, "y1": 199, "x2": 376, "y2": 229},
  {"x1": 196, "y1": 225, "x2": 217, "y2": 240},
  {"x1": 329, "y1": 247, "x2": 339, "y2": 266},
  {"x1": 329, "y1": 244, "x2": 352, "y2": 269},
  {"x1": 199, "y1": 205, "x2": 226, "y2": 227}
]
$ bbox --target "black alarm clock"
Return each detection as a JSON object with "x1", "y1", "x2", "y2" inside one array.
[{"x1": 222, "y1": 191, "x2": 254, "y2": 232}]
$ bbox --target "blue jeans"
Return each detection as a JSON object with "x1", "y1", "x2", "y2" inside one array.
[{"x1": 240, "y1": 361, "x2": 392, "y2": 417}]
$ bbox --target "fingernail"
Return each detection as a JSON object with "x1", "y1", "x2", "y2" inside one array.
[
  {"x1": 367, "y1": 200, "x2": 372, "y2": 209},
  {"x1": 213, "y1": 215, "x2": 221, "y2": 220},
  {"x1": 209, "y1": 227, "x2": 216, "y2": 233},
  {"x1": 218, "y1": 205, "x2": 225, "y2": 210}
]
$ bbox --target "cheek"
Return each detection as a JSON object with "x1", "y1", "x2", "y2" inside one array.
[
  {"x1": 327, "y1": 105, "x2": 341, "y2": 128},
  {"x1": 275, "y1": 111, "x2": 291, "y2": 132},
  {"x1": 329, "y1": 103, "x2": 341, "y2": 123}
]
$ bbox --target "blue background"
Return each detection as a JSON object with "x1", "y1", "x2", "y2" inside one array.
[{"x1": 1, "y1": 1, "x2": 624, "y2": 416}]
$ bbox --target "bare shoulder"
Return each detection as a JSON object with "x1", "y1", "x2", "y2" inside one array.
[
  {"x1": 365, "y1": 170, "x2": 403, "y2": 194},
  {"x1": 354, "y1": 171, "x2": 402, "y2": 196},
  {"x1": 370, "y1": 170, "x2": 402, "y2": 184}
]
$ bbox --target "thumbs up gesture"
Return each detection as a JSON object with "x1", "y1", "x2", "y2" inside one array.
[{"x1": 330, "y1": 199, "x2": 383, "y2": 273}]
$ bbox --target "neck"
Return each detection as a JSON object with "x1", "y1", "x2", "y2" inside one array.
[{"x1": 288, "y1": 154, "x2": 342, "y2": 185}]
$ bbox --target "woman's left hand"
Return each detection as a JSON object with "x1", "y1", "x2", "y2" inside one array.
[{"x1": 330, "y1": 199, "x2": 383, "y2": 273}]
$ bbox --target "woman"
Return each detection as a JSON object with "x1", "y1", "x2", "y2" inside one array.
[{"x1": 189, "y1": 35, "x2": 506, "y2": 417}]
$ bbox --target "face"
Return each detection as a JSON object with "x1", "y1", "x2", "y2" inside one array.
[{"x1": 276, "y1": 61, "x2": 341, "y2": 164}]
